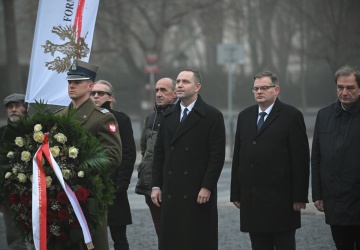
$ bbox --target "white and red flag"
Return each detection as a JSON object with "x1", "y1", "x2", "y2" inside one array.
[{"x1": 25, "y1": 0, "x2": 99, "y2": 106}]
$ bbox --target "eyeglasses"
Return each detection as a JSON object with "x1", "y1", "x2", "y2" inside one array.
[
  {"x1": 90, "y1": 91, "x2": 111, "y2": 97},
  {"x1": 251, "y1": 85, "x2": 276, "y2": 93}
]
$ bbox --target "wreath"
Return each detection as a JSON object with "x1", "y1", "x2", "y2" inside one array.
[{"x1": 0, "y1": 102, "x2": 115, "y2": 249}]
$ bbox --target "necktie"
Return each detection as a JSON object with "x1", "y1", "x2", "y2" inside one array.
[
  {"x1": 257, "y1": 112, "x2": 266, "y2": 131},
  {"x1": 181, "y1": 108, "x2": 188, "y2": 122}
]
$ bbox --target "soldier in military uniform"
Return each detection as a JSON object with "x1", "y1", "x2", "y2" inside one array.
[{"x1": 55, "y1": 60, "x2": 123, "y2": 250}]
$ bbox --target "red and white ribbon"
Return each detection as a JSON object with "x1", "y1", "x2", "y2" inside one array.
[{"x1": 32, "y1": 134, "x2": 93, "y2": 249}]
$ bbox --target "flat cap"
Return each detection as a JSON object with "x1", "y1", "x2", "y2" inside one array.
[
  {"x1": 4, "y1": 93, "x2": 25, "y2": 107},
  {"x1": 66, "y1": 60, "x2": 99, "y2": 82}
]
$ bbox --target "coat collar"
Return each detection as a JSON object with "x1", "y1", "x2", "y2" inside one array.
[
  {"x1": 164, "y1": 95, "x2": 207, "y2": 118},
  {"x1": 334, "y1": 98, "x2": 360, "y2": 117},
  {"x1": 165, "y1": 95, "x2": 207, "y2": 144},
  {"x1": 255, "y1": 98, "x2": 281, "y2": 135},
  {"x1": 62, "y1": 98, "x2": 96, "y2": 125}
]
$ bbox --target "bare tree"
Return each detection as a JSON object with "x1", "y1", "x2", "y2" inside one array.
[{"x1": 2, "y1": 0, "x2": 22, "y2": 93}]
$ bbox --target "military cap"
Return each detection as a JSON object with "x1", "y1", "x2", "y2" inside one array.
[
  {"x1": 66, "y1": 60, "x2": 99, "y2": 82},
  {"x1": 4, "y1": 93, "x2": 26, "y2": 107}
]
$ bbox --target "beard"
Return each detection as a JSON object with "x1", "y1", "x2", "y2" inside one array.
[{"x1": 9, "y1": 113, "x2": 21, "y2": 122}]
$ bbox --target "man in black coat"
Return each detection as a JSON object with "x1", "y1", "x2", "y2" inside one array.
[
  {"x1": 230, "y1": 71, "x2": 310, "y2": 250},
  {"x1": 91, "y1": 80, "x2": 136, "y2": 250},
  {"x1": 312, "y1": 65, "x2": 360, "y2": 249},
  {"x1": 0, "y1": 93, "x2": 28, "y2": 250},
  {"x1": 151, "y1": 68, "x2": 226, "y2": 250}
]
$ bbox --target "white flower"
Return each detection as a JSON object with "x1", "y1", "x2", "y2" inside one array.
[
  {"x1": 61, "y1": 169, "x2": 71, "y2": 180},
  {"x1": 17, "y1": 173, "x2": 27, "y2": 183},
  {"x1": 77, "y1": 171, "x2": 85, "y2": 178},
  {"x1": 33, "y1": 131, "x2": 45, "y2": 143},
  {"x1": 46, "y1": 176, "x2": 52, "y2": 188},
  {"x1": 54, "y1": 133, "x2": 67, "y2": 144},
  {"x1": 5, "y1": 172, "x2": 12, "y2": 179},
  {"x1": 15, "y1": 137, "x2": 25, "y2": 147},
  {"x1": 7, "y1": 151, "x2": 14, "y2": 158},
  {"x1": 68, "y1": 146, "x2": 79, "y2": 159},
  {"x1": 12, "y1": 167, "x2": 18, "y2": 175},
  {"x1": 21, "y1": 151, "x2": 31, "y2": 162},
  {"x1": 34, "y1": 124, "x2": 42, "y2": 132},
  {"x1": 50, "y1": 146, "x2": 60, "y2": 157}
]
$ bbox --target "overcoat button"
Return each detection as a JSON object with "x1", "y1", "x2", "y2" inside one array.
[
  {"x1": 168, "y1": 170, "x2": 172, "y2": 174},
  {"x1": 184, "y1": 170, "x2": 188, "y2": 175},
  {"x1": 183, "y1": 195, "x2": 188, "y2": 199},
  {"x1": 170, "y1": 146, "x2": 175, "y2": 150},
  {"x1": 253, "y1": 141, "x2": 256, "y2": 144},
  {"x1": 167, "y1": 194, "x2": 172, "y2": 198},
  {"x1": 185, "y1": 146, "x2": 190, "y2": 150}
]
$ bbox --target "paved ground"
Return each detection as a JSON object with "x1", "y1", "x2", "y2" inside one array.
[{"x1": 0, "y1": 162, "x2": 336, "y2": 249}]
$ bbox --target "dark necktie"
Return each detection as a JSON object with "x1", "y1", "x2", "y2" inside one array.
[
  {"x1": 257, "y1": 112, "x2": 266, "y2": 131},
  {"x1": 181, "y1": 108, "x2": 188, "y2": 122}
]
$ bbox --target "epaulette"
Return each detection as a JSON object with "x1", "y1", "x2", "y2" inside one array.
[
  {"x1": 95, "y1": 107, "x2": 110, "y2": 114},
  {"x1": 54, "y1": 108, "x2": 65, "y2": 114}
]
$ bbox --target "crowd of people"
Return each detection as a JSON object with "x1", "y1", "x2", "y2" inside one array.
[{"x1": 1, "y1": 61, "x2": 359, "y2": 250}]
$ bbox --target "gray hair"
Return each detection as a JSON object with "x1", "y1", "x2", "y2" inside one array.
[
  {"x1": 335, "y1": 65, "x2": 360, "y2": 88},
  {"x1": 94, "y1": 79, "x2": 116, "y2": 103}
]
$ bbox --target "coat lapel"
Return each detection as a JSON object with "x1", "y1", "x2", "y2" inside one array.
[
  {"x1": 256, "y1": 98, "x2": 281, "y2": 136},
  {"x1": 169, "y1": 95, "x2": 207, "y2": 145},
  {"x1": 75, "y1": 99, "x2": 94, "y2": 125},
  {"x1": 59, "y1": 99, "x2": 95, "y2": 126}
]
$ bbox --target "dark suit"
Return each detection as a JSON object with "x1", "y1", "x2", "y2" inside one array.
[
  {"x1": 230, "y1": 99, "x2": 309, "y2": 247},
  {"x1": 152, "y1": 95, "x2": 225, "y2": 250}
]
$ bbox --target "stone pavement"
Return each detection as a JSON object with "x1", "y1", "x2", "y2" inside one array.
[
  {"x1": 0, "y1": 205, "x2": 336, "y2": 250},
  {"x1": 0, "y1": 162, "x2": 336, "y2": 249}
]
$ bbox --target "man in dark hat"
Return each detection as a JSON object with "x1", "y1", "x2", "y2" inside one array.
[
  {"x1": 0, "y1": 93, "x2": 28, "y2": 250},
  {"x1": 56, "y1": 60, "x2": 123, "y2": 250},
  {"x1": 3, "y1": 93, "x2": 27, "y2": 122}
]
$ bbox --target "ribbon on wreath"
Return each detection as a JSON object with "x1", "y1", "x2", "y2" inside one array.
[{"x1": 32, "y1": 134, "x2": 94, "y2": 250}]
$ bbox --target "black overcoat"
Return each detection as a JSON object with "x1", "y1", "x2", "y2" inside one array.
[
  {"x1": 230, "y1": 98, "x2": 310, "y2": 232},
  {"x1": 311, "y1": 100, "x2": 360, "y2": 225},
  {"x1": 152, "y1": 95, "x2": 225, "y2": 250},
  {"x1": 104, "y1": 102, "x2": 136, "y2": 226}
]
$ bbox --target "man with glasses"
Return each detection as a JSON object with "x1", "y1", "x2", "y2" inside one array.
[
  {"x1": 312, "y1": 65, "x2": 360, "y2": 249},
  {"x1": 230, "y1": 71, "x2": 310, "y2": 249},
  {"x1": 56, "y1": 60, "x2": 122, "y2": 249},
  {"x1": 91, "y1": 80, "x2": 136, "y2": 250}
]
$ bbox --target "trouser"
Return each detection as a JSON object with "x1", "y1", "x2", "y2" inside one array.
[
  {"x1": 249, "y1": 230, "x2": 296, "y2": 250},
  {"x1": 109, "y1": 225, "x2": 129, "y2": 250},
  {"x1": 145, "y1": 195, "x2": 161, "y2": 238},
  {"x1": 2, "y1": 204, "x2": 28, "y2": 250},
  {"x1": 330, "y1": 225, "x2": 360, "y2": 250}
]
